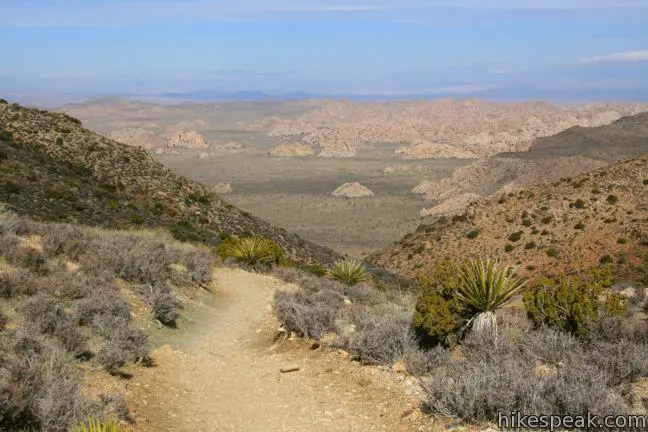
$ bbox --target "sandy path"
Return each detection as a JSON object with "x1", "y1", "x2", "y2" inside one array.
[{"x1": 125, "y1": 268, "x2": 435, "y2": 432}]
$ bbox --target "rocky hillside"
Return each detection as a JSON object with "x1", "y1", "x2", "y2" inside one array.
[
  {"x1": 245, "y1": 99, "x2": 648, "y2": 158},
  {"x1": 413, "y1": 111, "x2": 648, "y2": 216},
  {"x1": 0, "y1": 100, "x2": 343, "y2": 267},
  {"x1": 370, "y1": 153, "x2": 648, "y2": 280}
]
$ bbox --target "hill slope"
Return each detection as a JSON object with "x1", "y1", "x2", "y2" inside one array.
[
  {"x1": 371, "y1": 153, "x2": 648, "y2": 279},
  {"x1": 0, "y1": 100, "x2": 341, "y2": 267},
  {"x1": 413, "y1": 111, "x2": 648, "y2": 214}
]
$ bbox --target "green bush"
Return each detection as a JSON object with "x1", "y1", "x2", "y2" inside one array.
[
  {"x1": 521, "y1": 219, "x2": 532, "y2": 227},
  {"x1": 413, "y1": 261, "x2": 464, "y2": 346},
  {"x1": 326, "y1": 258, "x2": 371, "y2": 286},
  {"x1": 574, "y1": 199, "x2": 586, "y2": 209},
  {"x1": 465, "y1": 229, "x2": 480, "y2": 239},
  {"x1": 574, "y1": 221, "x2": 585, "y2": 230},
  {"x1": 643, "y1": 179, "x2": 648, "y2": 185},
  {"x1": 523, "y1": 267, "x2": 626, "y2": 337},
  {"x1": 546, "y1": 248, "x2": 559, "y2": 258},
  {"x1": 504, "y1": 244, "x2": 514, "y2": 252},
  {"x1": 524, "y1": 241, "x2": 537, "y2": 250},
  {"x1": 508, "y1": 231, "x2": 523, "y2": 242},
  {"x1": 606, "y1": 195, "x2": 618, "y2": 204},
  {"x1": 216, "y1": 236, "x2": 284, "y2": 269}
]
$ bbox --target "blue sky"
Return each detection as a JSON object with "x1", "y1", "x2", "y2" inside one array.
[{"x1": 1, "y1": 0, "x2": 648, "y2": 101}]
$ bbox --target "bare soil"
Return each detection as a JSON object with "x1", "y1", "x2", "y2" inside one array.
[{"x1": 121, "y1": 268, "x2": 438, "y2": 432}]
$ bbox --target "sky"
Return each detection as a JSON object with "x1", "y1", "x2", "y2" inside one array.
[{"x1": 1, "y1": 0, "x2": 648, "y2": 103}]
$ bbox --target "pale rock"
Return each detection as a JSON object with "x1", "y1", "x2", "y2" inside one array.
[{"x1": 332, "y1": 182, "x2": 375, "y2": 198}]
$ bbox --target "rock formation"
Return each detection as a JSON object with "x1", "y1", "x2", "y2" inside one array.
[
  {"x1": 332, "y1": 182, "x2": 375, "y2": 198},
  {"x1": 166, "y1": 130, "x2": 209, "y2": 149}
]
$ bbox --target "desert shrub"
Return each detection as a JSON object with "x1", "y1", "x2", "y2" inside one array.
[
  {"x1": 524, "y1": 241, "x2": 537, "y2": 250},
  {"x1": 4, "y1": 246, "x2": 50, "y2": 276},
  {"x1": 465, "y1": 229, "x2": 480, "y2": 239},
  {"x1": 73, "y1": 295, "x2": 130, "y2": 326},
  {"x1": 217, "y1": 236, "x2": 283, "y2": 269},
  {"x1": 519, "y1": 326, "x2": 582, "y2": 365},
  {"x1": 541, "y1": 216, "x2": 553, "y2": 224},
  {"x1": 454, "y1": 259, "x2": 526, "y2": 337},
  {"x1": 599, "y1": 254, "x2": 613, "y2": 264},
  {"x1": 345, "y1": 282, "x2": 380, "y2": 305},
  {"x1": 20, "y1": 295, "x2": 89, "y2": 356},
  {"x1": 0, "y1": 311, "x2": 7, "y2": 332},
  {"x1": 0, "y1": 331, "x2": 99, "y2": 431},
  {"x1": 643, "y1": 179, "x2": 648, "y2": 185},
  {"x1": 151, "y1": 289, "x2": 181, "y2": 327},
  {"x1": 71, "y1": 417, "x2": 121, "y2": 432},
  {"x1": 273, "y1": 289, "x2": 346, "y2": 339},
  {"x1": 40, "y1": 224, "x2": 89, "y2": 260},
  {"x1": 342, "y1": 307, "x2": 411, "y2": 365},
  {"x1": 0, "y1": 269, "x2": 37, "y2": 298},
  {"x1": 91, "y1": 315, "x2": 149, "y2": 370},
  {"x1": 523, "y1": 267, "x2": 626, "y2": 337},
  {"x1": 546, "y1": 248, "x2": 559, "y2": 258},
  {"x1": 413, "y1": 289, "x2": 462, "y2": 347},
  {"x1": 504, "y1": 243, "x2": 513, "y2": 252},
  {"x1": 574, "y1": 221, "x2": 585, "y2": 230},
  {"x1": 606, "y1": 195, "x2": 619, "y2": 204},
  {"x1": 574, "y1": 199, "x2": 586, "y2": 209},
  {"x1": 403, "y1": 342, "x2": 451, "y2": 376},
  {"x1": 326, "y1": 259, "x2": 371, "y2": 286},
  {"x1": 424, "y1": 331, "x2": 627, "y2": 426},
  {"x1": 521, "y1": 218, "x2": 532, "y2": 227},
  {"x1": 178, "y1": 248, "x2": 213, "y2": 286},
  {"x1": 413, "y1": 261, "x2": 465, "y2": 346},
  {"x1": 508, "y1": 231, "x2": 523, "y2": 242}
]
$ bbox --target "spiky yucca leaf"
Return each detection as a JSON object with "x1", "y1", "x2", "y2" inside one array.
[
  {"x1": 454, "y1": 259, "x2": 526, "y2": 335},
  {"x1": 225, "y1": 237, "x2": 280, "y2": 267},
  {"x1": 70, "y1": 417, "x2": 120, "y2": 432},
  {"x1": 326, "y1": 259, "x2": 371, "y2": 286}
]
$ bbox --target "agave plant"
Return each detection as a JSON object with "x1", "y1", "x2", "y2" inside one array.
[
  {"x1": 454, "y1": 258, "x2": 526, "y2": 338},
  {"x1": 70, "y1": 417, "x2": 120, "y2": 432},
  {"x1": 224, "y1": 237, "x2": 282, "y2": 270},
  {"x1": 326, "y1": 258, "x2": 371, "y2": 286}
]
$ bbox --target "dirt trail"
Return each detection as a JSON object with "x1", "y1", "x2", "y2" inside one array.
[{"x1": 124, "y1": 268, "x2": 435, "y2": 432}]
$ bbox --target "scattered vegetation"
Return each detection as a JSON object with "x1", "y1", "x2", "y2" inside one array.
[
  {"x1": 606, "y1": 194, "x2": 619, "y2": 204},
  {"x1": 0, "y1": 208, "x2": 214, "y2": 430},
  {"x1": 523, "y1": 266, "x2": 625, "y2": 336}
]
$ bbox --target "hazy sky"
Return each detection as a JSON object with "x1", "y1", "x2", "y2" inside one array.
[{"x1": 1, "y1": 0, "x2": 648, "y2": 100}]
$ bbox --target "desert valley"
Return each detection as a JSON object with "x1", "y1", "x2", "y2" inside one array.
[
  {"x1": 3, "y1": 1, "x2": 648, "y2": 430},
  {"x1": 1, "y1": 94, "x2": 648, "y2": 431}
]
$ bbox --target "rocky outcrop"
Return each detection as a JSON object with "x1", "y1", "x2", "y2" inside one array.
[
  {"x1": 166, "y1": 130, "x2": 209, "y2": 149},
  {"x1": 244, "y1": 99, "x2": 648, "y2": 159},
  {"x1": 268, "y1": 143, "x2": 314, "y2": 157},
  {"x1": 419, "y1": 193, "x2": 481, "y2": 218},
  {"x1": 212, "y1": 182, "x2": 233, "y2": 194},
  {"x1": 332, "y1": 182, "x2": 375, "y2": 198},
  {"x1": 109, "y1": 127, "x2": 162, "y2": 149}
]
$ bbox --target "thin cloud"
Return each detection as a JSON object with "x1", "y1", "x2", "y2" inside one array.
[
  {"x1": 581, "y1": 50, "x2": 648, "y2": 63},
  {"x1": 2, "y1": 1, "x2": 648, "y2": 27}
]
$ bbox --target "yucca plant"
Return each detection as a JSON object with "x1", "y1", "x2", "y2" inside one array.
[
  {"x1": 454, "y1": 258, "x2": 526, "y2": 338},
  {"x1": 224, "y1": 236, "x2": 282, "y2": 270},
  {"x1": 326, "y1": 258, "x2": 371, "y2": 286},
  {"x1": 70, "y1": 417, "x2": 120, "y2": 432}
]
